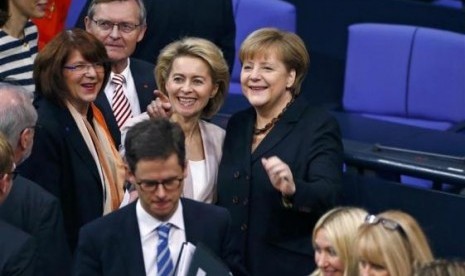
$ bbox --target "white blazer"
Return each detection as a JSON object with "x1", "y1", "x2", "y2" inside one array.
[{"x1": 120, "y1": 113, "x2": 225, "y2": 203}]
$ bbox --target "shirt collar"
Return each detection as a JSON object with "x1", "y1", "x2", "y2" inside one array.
[{"x1": 136, "y1": 198, "x2": 185, "y2": 238}]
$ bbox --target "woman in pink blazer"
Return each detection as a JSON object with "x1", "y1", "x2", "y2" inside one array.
[{"x1": 122, "y1": 37, "x2": 229, "y2": 204}]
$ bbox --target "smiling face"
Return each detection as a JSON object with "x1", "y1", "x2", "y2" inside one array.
[
  {"x1": 240, "y1": 49, "x2": 295, "y2": 115},
  {"x1": 314, "y1": 229, "x2": 344, "y2": 276},
  {"x1": 164, "y1": 56, "x2": 218, "y2": 120},
  {"x1": 129, "y1": 154, "x2": 186, "y2": 221},
  {"x1": 63, "y1": 50, "x2": 104, "y2": 114},
  {"x1": 85, "y1": 0, "x2": 146, "y2": 65},
  {"x1": 9, "y1": 0, "x2": 49, "y2": 19}
]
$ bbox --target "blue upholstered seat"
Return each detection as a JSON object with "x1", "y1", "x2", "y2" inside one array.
[
  {"x1": 343, "y1": 23, "x2": 465, "y2": 189},
  {"x1": 343, "y1": 23, "x2": 465, "y2": 132}
]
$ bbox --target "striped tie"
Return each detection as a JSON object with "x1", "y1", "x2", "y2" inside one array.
[
  {"x1": 156, "y1": 224, "x2": 174, "y2": 276},
  {"x1": 111, "y1": 74, "x2": 132, "y2": 129}
]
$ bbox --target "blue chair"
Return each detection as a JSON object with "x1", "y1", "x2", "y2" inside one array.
[
  {"x1": 229, "y1": 0, "x2": 296, "y2": 95},
  {"x1": 343, "y1": 23, "x2": 465, "y2": 189},
  {"x1": 343, "y1": 23, "x2": 465, "y2": 131}
]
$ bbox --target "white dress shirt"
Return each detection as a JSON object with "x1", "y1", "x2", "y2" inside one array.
[
  {"x1": 136, "y1": 200, "x2": 186, "y2": 276},
  {"x1": 104, "y1": 59, "x2": 142, "y2": 116}
]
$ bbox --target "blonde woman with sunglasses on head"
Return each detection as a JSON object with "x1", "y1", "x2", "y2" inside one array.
[{"x1": 356, "y1": 210, "x2": 434, "y2": 276}]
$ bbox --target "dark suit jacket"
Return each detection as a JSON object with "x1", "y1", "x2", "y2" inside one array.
[
  {"x1": 73, "y1": 198, "x2": 247, "y2": 276},
  {"x1": 76, "y1": 0, "x2": 235, "y2": 71},
  {"x1": 216, "y1": 96, "x2": 343, "y2": 275},
  {"x1": 0, "y1": 220, "x2": 37, "y2": 276},
  {"x1": 20, "y1": 99, "x2": 105, "y2": 252},
  {"x1": 94, "y1": 58, "x2": 156, "y2": 147},
  {"x1": 0, "y1": 175, "x2": 71, "y2": 276}
]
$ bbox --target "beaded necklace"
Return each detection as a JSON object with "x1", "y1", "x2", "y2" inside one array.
[{"x1": 253, "y1": 96, "x2": 295, "y2": 135}]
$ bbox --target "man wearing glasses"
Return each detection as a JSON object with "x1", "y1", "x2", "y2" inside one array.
[
  {"x1": 74, "y1": 118, "x2": 247, "y2": 276},
  {"x1": 0, "y1": 132, "x2": 37, "y2": 275},
  {"x1": 84, "y1": 0, "x2": 156, "y2": 148},
  {"x1": 0, "y1": 83, "x2": 71, "y2": 275}
]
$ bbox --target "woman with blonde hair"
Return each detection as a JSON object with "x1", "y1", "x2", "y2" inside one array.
[
  {"x1": 357, "y1": 210, "x2": 434, "y2": 276},
  {"x1": 311, "y1": 207, "x2": 367, "y2": 276},
  {"x1": 122, "y1": 36, "x2": 229, "y2": 204}
]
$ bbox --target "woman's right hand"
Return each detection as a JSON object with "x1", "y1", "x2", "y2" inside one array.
[{"x1": 147, "y1": 90, "x2": 173, "y2": 118}]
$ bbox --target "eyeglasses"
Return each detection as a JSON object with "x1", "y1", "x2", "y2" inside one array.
[
  {"x1": 63, "y1": 62, "x2": 105, "y2": 74},
  {"x1": 135, "y1": 176, "x2": 184, "y2": 192},
  {"x1": 91, "y1": 18, "x2": 142, "y2": 33},
  {"x1": 364, "y1": 214, "x2": 406, "y2": 236}
]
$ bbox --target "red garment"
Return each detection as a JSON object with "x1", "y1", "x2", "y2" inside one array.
[{"x1": 32, "y1": 0, "x2": 71, "y2": 50}]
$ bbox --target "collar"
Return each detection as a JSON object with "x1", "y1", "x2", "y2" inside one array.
[{"x1": 136, "y1": 198, "x2": 185, "y2": 238}]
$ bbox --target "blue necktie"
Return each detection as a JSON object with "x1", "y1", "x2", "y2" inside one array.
[{"x1": 157, "y1": 224, "x2": 174, "y2": 276}]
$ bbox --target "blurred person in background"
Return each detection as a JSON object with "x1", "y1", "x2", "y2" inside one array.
[
  {"x1": 0, "y1": 0, "x2": 49, "y2": 94},
  {"x1": 357, "y1": 210, "x2": 434, "y2": 276}
]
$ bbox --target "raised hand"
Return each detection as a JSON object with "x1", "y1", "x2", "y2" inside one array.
[
  {"x1": 261, "y1": 156, "x2": 296, "y2": 196},
  {"x1": 147, "y1": 90, "x2": 173, "y2": 118}
]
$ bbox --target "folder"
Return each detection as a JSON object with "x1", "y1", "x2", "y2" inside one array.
[{"x1": 174, "y1": 242, "x2": 232, "y2": 276}]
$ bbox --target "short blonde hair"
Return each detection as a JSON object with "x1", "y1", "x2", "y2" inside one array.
[
  {"x1": 356, "y1": 210, "x2": 434, "y2": 276},
  {"x1": 155, "y1": 37, "x2": 229, "y2": 119},
  {"x1": 312, "y1": 207, "x2": 368, "y2": 276},
  {"x1": 239, "y1": 27, "x2": 310, "y2": 96},
  {"x1": 0, "y1": 132, "x2": 14, "y2": 174}
]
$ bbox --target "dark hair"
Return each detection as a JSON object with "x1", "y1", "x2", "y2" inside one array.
[
  {"x1": 0, "y1": 1, "x2": 8, "y2": 27},
  {"x1": 124, "y1": 118, "x2": 186, "y2": 172},
  {"x1": 33, "y1": 28, "x2": 111, "y2": 107}
]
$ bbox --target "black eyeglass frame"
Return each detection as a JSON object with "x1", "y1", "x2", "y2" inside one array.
[
  {"x1": 364, "y1": 214, "x2": 407, "y2": 237},
  {"x1": 134, "y1": 176, "x2": 184, "y2": 192}
]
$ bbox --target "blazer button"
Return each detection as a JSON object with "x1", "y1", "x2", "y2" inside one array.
[
  {"x1": 233, "y1": 171, "x2": 240, "y2": 178},
  {"x1": 232, "y1": 196, "x2": 239, "y2": 204},
  {"x1": 243, "y1": 198, "x2": 248, "y2": 206},
  {"x1": 240, "y1": 224, "x2": 248, "y2": 231}
]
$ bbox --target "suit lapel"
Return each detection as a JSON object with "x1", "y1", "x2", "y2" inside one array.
[
  {"x1": 129, "y1": 58, "x2": 155, "y2": 111},
  {"x1": 121, "y1": 202, "x2": 147, "y2": 275},
  {"x1": 251, "y1": 97, "x2": 307, "y2": 162},
  {"x1": 181, "y1": 199, "x2": 199, "y2": 243},
  {"x1": 51, "y1": 102, "x2": 101, "y2": 182}
]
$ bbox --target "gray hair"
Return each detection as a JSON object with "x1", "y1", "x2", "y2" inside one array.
[
  {"x1": 87, "y1": 0, "x2": 147, "y2": 25},
  {"x1": 0, "y1": 83, "x2": 37, "y2": 148}
]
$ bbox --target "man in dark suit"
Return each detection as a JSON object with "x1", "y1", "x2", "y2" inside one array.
[
  {"x1": 0, "y1": 83, "x2": 71, "y2": 275},
  {"x1": 84, "y1": 0, "x2": 156, "y2": 147},
  {"x1": 0, "y1": 220, "x2": 36, "y2": 276},
  {"x1": 0, "y1": 131, "x2": 37, "y2": 275},
  {"x1": 77, "y1": 0, "x2": 236, "y2": 72},
  {"x1": 74, "y1": 118, "x2": 247, "y2": 276}
]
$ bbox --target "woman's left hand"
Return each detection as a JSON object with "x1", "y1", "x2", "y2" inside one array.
[{"x1": 261, "y1": 156, "x2": 296, "y2": 196}]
